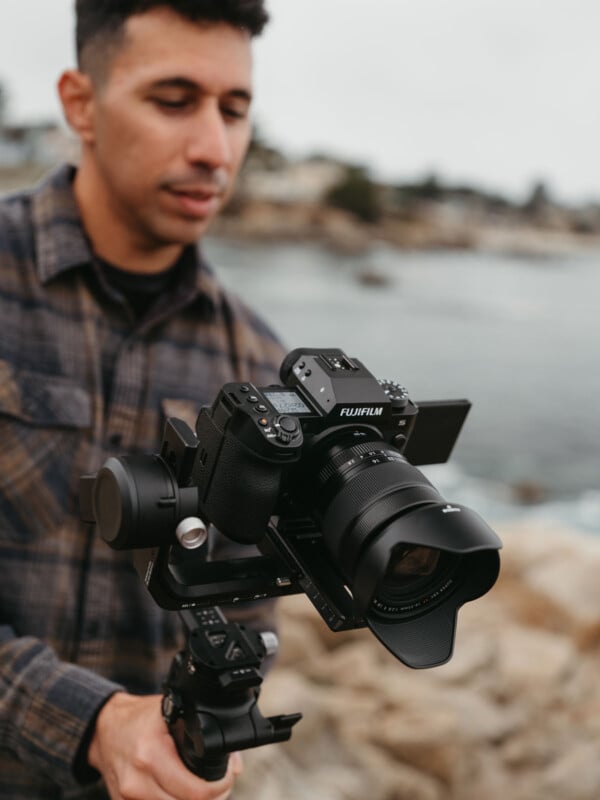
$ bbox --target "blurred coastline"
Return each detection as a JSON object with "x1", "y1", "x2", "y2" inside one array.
[
  {"x1": 214, "y1": 142, "x2": 600, "y2": 259},
  {"x1": 212, "y1": 135, "x2": 600, "y2": 258},
  {"x1": 1, "y1": 125, "x2": 600, "y2": 258}
]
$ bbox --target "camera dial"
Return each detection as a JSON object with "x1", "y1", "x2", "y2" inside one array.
[
  {"x1": 274, "y1": 416, "x2": 300, "y2": 444},
  {"x1": 379, "y1": 379, "x2": 409, "y2": 409}
]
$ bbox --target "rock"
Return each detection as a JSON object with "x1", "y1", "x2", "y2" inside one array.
[
  {"x1": 496, "y1": 525, "x2": 600, "y2": 646},
  {"x1": 494, "y1": 624, "x2": 577, "y2": 699},
  {"x1": 361, "y1": 705, "x2": 465, "y2": 785},
  {"x1": 539, "y1": 742, "x2": 600, "y2": 800},
  {"x1": 355, "y1": 266, "x2": 392, "y2": 287},
  {"x1": 439, "y1": 687, "x2": 525, "y2": 742},
  {"x1": 511, "y1": 479, "x2": 547, "y2": 504}
]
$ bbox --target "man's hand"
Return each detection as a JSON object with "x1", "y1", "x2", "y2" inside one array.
[{"x1": 88, "y1": 693, "x2": 243, "y2": 800}]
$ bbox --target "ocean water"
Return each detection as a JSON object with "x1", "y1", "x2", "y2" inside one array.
[{"x1": 204, "y1": 237, "x2": 600, "y2": 532}]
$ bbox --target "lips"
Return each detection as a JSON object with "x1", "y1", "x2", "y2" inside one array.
[{"x1": 165, "y1": 186, "x2": 222, "y2": 219}]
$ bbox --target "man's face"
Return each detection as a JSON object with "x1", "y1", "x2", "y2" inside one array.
[{"x1": 84, "y1": 9, "x2": 253, "y2": 249}]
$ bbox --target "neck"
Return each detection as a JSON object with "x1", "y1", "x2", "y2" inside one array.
[{"x1": 73, "y1": 156, "x2": 184, "y2": 274}]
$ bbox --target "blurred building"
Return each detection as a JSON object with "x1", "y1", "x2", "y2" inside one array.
[
  {"x1": 0, "y1": 121, "x2": 74, "y2": 168},
  {"x1": 242, "y1": 154, "x2": 346, "y2": 204}
]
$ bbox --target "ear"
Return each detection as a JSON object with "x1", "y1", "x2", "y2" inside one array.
[{"x1": 58, "y1": 70, "x2": 96, "y2": 145}]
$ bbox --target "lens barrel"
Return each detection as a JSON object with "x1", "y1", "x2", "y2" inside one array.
[{"x1": 299, "y1": 428, "x2": 501, "y2": 667}]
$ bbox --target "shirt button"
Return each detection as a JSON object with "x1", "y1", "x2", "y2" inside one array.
[{"x1": 109, "y1": 432, "x2": 123, "y2": 447}]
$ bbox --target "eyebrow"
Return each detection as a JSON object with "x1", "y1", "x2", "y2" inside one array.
[{"x1": 147, "y1": 77, "x2": 252, "y2": 103}]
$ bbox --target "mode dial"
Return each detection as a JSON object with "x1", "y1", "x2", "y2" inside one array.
[{"x1": 379, "y1": 379, "x2": 409, "y2": 409}]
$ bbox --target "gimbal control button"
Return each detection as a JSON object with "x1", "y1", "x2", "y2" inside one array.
[
  {"x1": 258, "y1": 418, "x2": 269, "y2": 427},
  {"x1": 247, "y1": 395, "x2": 259, "y2": 403}
]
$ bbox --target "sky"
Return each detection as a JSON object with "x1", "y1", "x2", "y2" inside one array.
[{"x1": 0, "y1": 0, "x2": 598, "y2": 204}]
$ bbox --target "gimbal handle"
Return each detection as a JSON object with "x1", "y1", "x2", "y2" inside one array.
[{"x1": 162, "y1": 607, "x2": 301, "y2": 781}]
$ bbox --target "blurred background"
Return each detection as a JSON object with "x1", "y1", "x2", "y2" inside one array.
[{"x1": 2, "y1": 2, "x2": 600, "y2": 798}]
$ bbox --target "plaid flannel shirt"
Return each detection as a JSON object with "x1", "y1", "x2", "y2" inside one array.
[{"x1": 0, "y1": 165, "x2": 286, "y2": 798}]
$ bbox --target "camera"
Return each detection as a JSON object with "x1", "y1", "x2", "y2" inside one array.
[{"x1": 81, "y1": 348, "x2": 502, "y2": 670}]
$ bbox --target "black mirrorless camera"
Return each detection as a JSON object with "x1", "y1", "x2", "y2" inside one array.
[{"x1": 81, "y1": 348, "x2": 502, "y2": 778}]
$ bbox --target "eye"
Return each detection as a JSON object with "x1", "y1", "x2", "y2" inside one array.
[
  {"x1": 222, "y1": 108, "x2": 244, "y2": 120},
  {"x1": 151, "y1": 96, "x2": 195, "y2": 112},
  {"x1": 221, "y1": 103, "x2": 249, "y2": 122}
]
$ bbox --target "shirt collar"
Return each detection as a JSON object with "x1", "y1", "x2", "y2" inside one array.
[
  {"x1": 30, "y1": 163, "x2": 222, "y2": 315},
  {"x1": 31, "y1": 164, "x2": 91, "y2": 284}
]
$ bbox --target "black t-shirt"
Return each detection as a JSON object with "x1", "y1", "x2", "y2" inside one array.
[
  {"x1": 92, "y1": 252, "x2": 190, "y2": 407},
  {"x1": 96, "y1": 254, "x2": 185, "y2": 320}
]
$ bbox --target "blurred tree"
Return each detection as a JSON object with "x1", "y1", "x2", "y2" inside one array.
[
  {"x1": 394, "y1": 172, "x2": 444, "y2": 203},
  {"x1": 325, "y1": 165, "x2": 382, "y2": 223},
  {"x1": 244, "y1": 125, "x2": 287, "y2": 172},
  {"x1": 523, "y1": 180, "x2": 552, "y2": 214}
]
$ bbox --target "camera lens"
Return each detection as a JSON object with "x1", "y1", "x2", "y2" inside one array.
[
  {"x1": 373, "y1": 545, "x2": 462, "y2": 617},
  {"x1": 386, "y1": 544, "x2": 441, "y2": 585},
  {"x1": 304, "y1": 428, "x2": 445, "y2": 585},
  {"x1": 298, "y1": 427, "x2": 501, "y2": 667}
]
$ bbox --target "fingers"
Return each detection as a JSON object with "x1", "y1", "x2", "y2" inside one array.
[
  {"x1": 210, "y1": 754, "x2": 244, "y2": 800},
  {"x1": 90, "y1": 694, "x2": 244, "y2": 800},
  {"x1": 230, "y1": 751, "x2": 244, "y2": 776},
  {"x1": 152, "y1": 736, "x2": 243, "y2": 800}
]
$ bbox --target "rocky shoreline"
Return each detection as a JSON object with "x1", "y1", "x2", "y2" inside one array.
[
  {"x1": 212, "y1": 199, "x2": 600, "y2": 259},
  {"x1": 235, "y1": 524, "x2": 600, "y2": 800},
  {"x1": 2, "y1": 166, "x2": 599, "y2": 259}
]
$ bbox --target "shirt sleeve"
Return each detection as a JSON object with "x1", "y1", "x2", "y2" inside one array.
[{"x1": 0, "y1": 625, "x2": 124, "y2": 789}]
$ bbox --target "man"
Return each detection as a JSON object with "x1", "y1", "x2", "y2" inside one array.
[{"x1": 0, "y1": 2, "x2": 285, "y2": 798}]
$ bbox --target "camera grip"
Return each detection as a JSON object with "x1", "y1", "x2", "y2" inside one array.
[{"x1": 195, "y1": 428, "x2": 281, "y2": 544}]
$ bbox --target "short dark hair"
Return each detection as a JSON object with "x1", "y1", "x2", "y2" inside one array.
[{"x1": 75, "y1": 0, "x2": 269, "y2": 77}]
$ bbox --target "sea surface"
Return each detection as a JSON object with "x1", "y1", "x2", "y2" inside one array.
[{"x1": 204, "y1": 237, "x2": 600, "y2": 533}]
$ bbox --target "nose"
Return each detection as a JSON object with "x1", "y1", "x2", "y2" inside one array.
[{"x1": 185, "y1": 101, "x2": 232, "y2": 170}]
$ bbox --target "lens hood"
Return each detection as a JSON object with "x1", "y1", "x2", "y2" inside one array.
[{"x1": 351, "y1": 502, "x2": 501, "y2": 668}]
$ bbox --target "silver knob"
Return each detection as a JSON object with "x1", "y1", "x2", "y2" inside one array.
[
  {"x1": 175, "y1": 517, "x2": 208, "y2": 550},
  {"x1": 259, "y1": 631, "x2": 279, "y2": 658}
]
